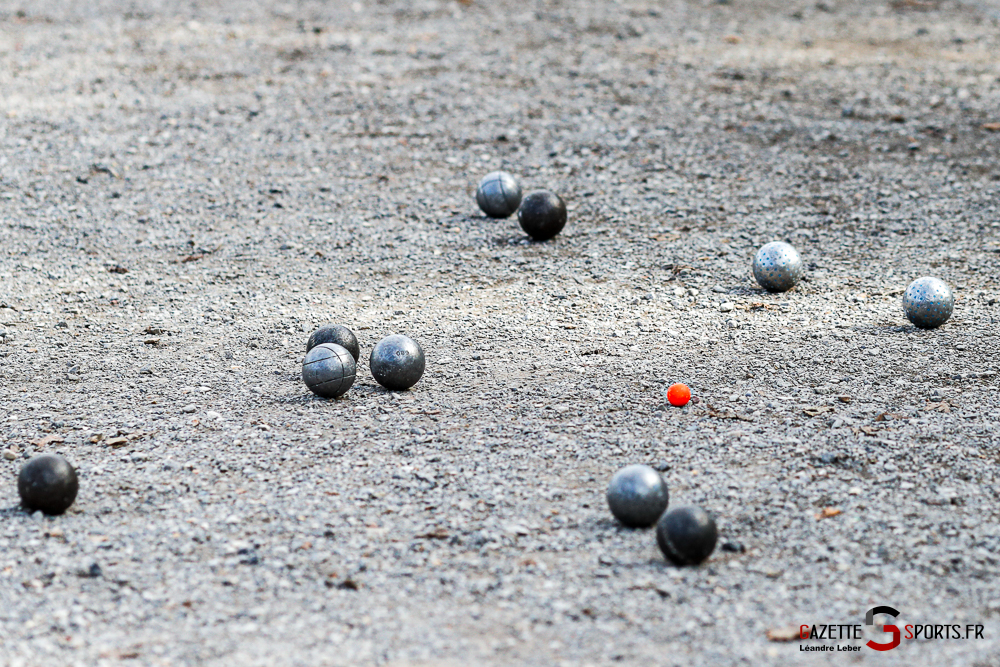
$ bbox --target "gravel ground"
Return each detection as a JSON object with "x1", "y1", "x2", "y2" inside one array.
[{"x1": 2, "y1": 1, "x2": 1000, "y2": 665}]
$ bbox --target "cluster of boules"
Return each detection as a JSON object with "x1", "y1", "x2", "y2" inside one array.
[
  {"x1": 751, "y1": 242, "x2": 953, "y2": 328},
  {"x1": 606, "y1": 464, "x2": 718, "y2": 567},
  {"x1": 475, "y1": 172, "x2": 567, "y2": 242},
  {"x1": 302, "y1": 324, "x2": 425, "y2": 398}
]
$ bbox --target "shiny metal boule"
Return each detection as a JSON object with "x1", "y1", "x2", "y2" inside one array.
[
  {"x1": 476, "y1": 171, "x2": 522, "y2": 218},
  {"x1": 903, "y1": 276, "x2": 954, "y2": 329},
  {"x1": 306, "y1": 324, "x2": 360, "y2": 361},
  {"x1": 752, "y1": 241, "x2": 803, "y2": 292},
  {"x1": 302, "y1": 343, "x2": 357, "y2": 398},
  {"x1": 370, "y1": 334, "x2": 425, "y2": 391},
  {"x1": 606, "y1": 464, "x2": 669, "y2": 528}
]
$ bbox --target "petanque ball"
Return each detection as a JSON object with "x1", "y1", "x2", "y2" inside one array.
[
  {"x1": 606, "y1": 464, "x2": 670, "y2": 528},
  {"x1": 18, "y1": 454, "x2": 79, "y2": 515},
  {"x1": 476, "y1": 171, "x2": 522, "y2": 218},
  {"x1": 369, "y1": 334, "x2": 425, "y2": 391},
  {"x1": 517, "y1": 190, "x2": 567, "y2": 241},
  {"x1": 306, "y1": 324, "x2": 360, "y2": 361},
  {"x1": 752, "y1": 241, "x2": 803, "y2": 293},
  {"x1": 656, "y1": 505, "x2": 718, "y2": 566},
  {"x1": 903, "y1": 277, "x2": 954, "y2": 329},
  {"x1": 302, "y1": 343, "x2": 357, "y2": 398}
]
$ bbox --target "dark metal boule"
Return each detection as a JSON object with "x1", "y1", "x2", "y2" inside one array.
[
  {"x1": 517, "y1": 190, "x2": 567, "y2": 241},
  {"x1": 306, "y1": 324, "x2": 360, "y2": 361},
  {"x1": 369, "y1": 334, "x2": 425, "y2": 391},
  {"x1": 18, "y1": 454, "x2": 79, "y2": 515},
  {"x1": 606, "y1": 464, "x2": 669, "y2": 528},
  {"x1": 476, "y1": 171, "x2": 522, "y2": 219},
  {"x1": 302, "y1": 343, "x2": 357, "y2": 398},
  {"x1": 656, "y1": 505, "x2": 718, "y2": 566}
]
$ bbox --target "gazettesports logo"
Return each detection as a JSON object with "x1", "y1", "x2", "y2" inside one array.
[
  {"x1": 865, "y1": 606, "x2": 901, "y2": 651},
  {"x1": 798, "y1": 606, "x2": 984, "y2": 653}
]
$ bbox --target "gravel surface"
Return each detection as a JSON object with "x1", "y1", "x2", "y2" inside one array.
[{"x1": 2, "y1": 1, "x2": 1000, "y2": 665}]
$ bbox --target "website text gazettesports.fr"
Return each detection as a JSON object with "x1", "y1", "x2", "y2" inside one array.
[{"x1": 800, "y1": 624, "x2": 985, "y2": 640}]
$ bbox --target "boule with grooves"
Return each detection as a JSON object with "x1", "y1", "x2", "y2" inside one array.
[
  {"x1": 302, "y1": 343, "x2": 357, "y2": 398},
  {"x1": 475, "y1": 171, "x2": 522, "y2": 219}
]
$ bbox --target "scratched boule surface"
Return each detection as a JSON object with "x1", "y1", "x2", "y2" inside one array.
[{"x1": 1, "y1": 1, "x2": 1000, "y2": 665}]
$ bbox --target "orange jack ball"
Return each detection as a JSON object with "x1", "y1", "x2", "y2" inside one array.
[{"x1": 667, "y1": 383, "x2": 691, "y2": 407}]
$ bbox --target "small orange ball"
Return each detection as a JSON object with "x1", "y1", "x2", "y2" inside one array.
[{"x1": 667, "y1": 383, "x2": 691, "y2": 407}]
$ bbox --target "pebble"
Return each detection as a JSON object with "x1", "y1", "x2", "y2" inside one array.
[{"x1": 75, "y1": 562, "x2": 103, "y2": 578}]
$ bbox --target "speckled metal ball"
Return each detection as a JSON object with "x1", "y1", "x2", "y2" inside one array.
[
  {"x1": 306, "y1": 324, "x2": 360, "y2": 361},
  {"x1": 369, "y1": 334, "x2": 425, "y2": 391},
  {"x1": 302, "y1": 343, "x2": 357, "y2": 398},
  {"x1": 656, "y1": 506, "x2": 718, "y2": 566},
  {"x1": 18, "y1": 454, "x2": 79, "y2": 515},
  {"x1": 903, "y1": 277, "x2": 954, "y2": 329},
  {"x1": 476, "y1": 171, "x2": 522, "y2": 219},
  {"x1": 752, "y1": 241, "x2": 803, "y2": 292},
  {"x1": 606, "y1": 465, "x2": 669, "y2": 528},
  {"x1": 517, "y1": 190, "x2": 567, "y2": 241}
]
